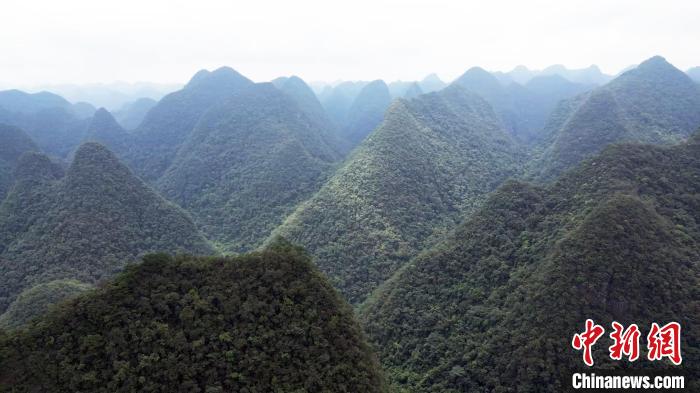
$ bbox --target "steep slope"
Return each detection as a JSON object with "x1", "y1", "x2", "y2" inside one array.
[
  {"x1": 83, "y1": 108, "x2": 130, "y2": 152},
  {"x1": 361, "y1": 136, "x2": 700, "y2": 392},
  {"x1": 342, "y1": 80, "x2": 392, "y2": 147},
  {"x1": 157, "y1": 83, "x2": 342, "y2": 253},
  {"x1": 124, "y1": 67, "x2": 254, "y2": 181},
  {"x1": 0, "y1": 243, "x2": 388, "y2": 392},
  {"x1": 0, "y1": 124, "x2": 38, "y2": 200},
  {"x1": 0, "y1": 143, "x2": 213, "y2": 314},
  {"x1": 534, "y1": 56, "x2": 700, "y2": 180},
  {"x1": 271, "y1": 85, "x2": 523, "y2": 303},
  {"x1": 113, "y1": 97, "x2": 157, "y2": 130}
]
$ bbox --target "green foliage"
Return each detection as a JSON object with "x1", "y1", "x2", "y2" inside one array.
[
  {"x1": 0, "y1": 124, "x2": 38, "y2": 200},
  {"x1": 157, "y1": 83, "x2": 343, "y2": 253},
  {"x1": 272, "y1": 85, "x2": 524, "y2": 303},
  {"x1": 114, "y1": 97, "x2": 157, "y2": 130},
  {"x1": 0, "y1": 248, "x2": 387, "y2": 392},
  {"x1": 0, "y1": 279, "x2": 92, "y2": 329},
  {"x1": 533, "y1": 56, "x2": 700, "y2": 180},
  {"x1": 0, "y1": 143, "x2": 213, "y2": 314},
  {"x1": 360, "y1": 135, "x2": 700, "y2": 392}
]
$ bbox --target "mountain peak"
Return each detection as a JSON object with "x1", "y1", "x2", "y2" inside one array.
[
  {"x1": 14, "y1": 151, "x2": 64, "y2": 181},
  {"x1": 185, "y1": 66, "x2": 252, "y2": 90},
  {"x1": 89, "y1": 108, "x2": 120, "y2": 130},
  {"x1": 69, "y1": 142, "x2": 126, "y2": 179}
]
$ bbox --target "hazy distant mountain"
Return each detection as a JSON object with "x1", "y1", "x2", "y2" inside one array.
[
  {"x1": 113, "y1": 97, "x2": 156, "y2": 130},
  {"x1": 493, "y1": 64, "x2": 613, "y2": 86},
  {"x1": 419, "y1": 73, "x2": 446, "y2": 93},
  {"x1": 157, "y1": 83, "x2": 343, "y2": 252},
  {"x1": 361, "y1": 134, "x2": 700, "y2": 392},
  {"x1": 0, "y1": 89, "x2": 90, "y2": 157},
  {"x1": 83, "y1": 108, "x2": 130, "y2": 153},
  {"x1": 124, "y1": 67, "x2": 254, "y2": 181},
  {"x1": 26, "y1": 82, "x2": 181, "y2": 110},
  {"x1": 271, "y1": 85, "x2": 523, "y2": 303},
  {"x1": 403, "y1": 82, "x2": 423, "y2": 98},
  {"x1": 0, "y1": 124, "x2": 38, "y2": 200},
  {"x1": 688, "y1": 66, "x2": 700, "y2": 82},
  {"x1": 71, "y1": 101, "x2": 96, "y2": 118},
  {"x1": 533, "y1": 55, "x2": 700, "y2": 179},
  {"x1": 387, "y1": 81, "x2": 414, "y2": 98},
  {"x1": 0, "y1": 242, "x2": 387, "y2": 392},
  {"x1": 453, "y1": 68, "x2": 599, "y2": 143},
  {"x1": 319, "y1": 81, "x2": 369, "y2": 127},
  {"x1": 0, "y1": 143, "x2": 213, "y2": 314},
  {"x1": 341, "y1": 80, "x2": 392, "y2": 147}
]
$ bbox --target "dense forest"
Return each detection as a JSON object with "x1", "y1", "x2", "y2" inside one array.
[
  {"x1": 0, "y1": 54, "x2": 699, "y2": 392},
  {"x1": 272, "y1": 85, "x2": 523, "y2": 303},
  {"x1": 360, "y1": 133, "x2": 700, "y2": 392},
  {"x1": 0, "y1": 142, "x2": 212, "y2": 315},
  {"x1": 0, "y1": 241, "x2": 387, "y2": 392}
]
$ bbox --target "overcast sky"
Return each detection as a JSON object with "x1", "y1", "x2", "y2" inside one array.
[{"x1": 1, "y1": 0, "x2": 698, "y2": 86}]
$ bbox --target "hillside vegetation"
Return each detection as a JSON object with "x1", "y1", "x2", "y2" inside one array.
[{"x1": 0, "y1": 242, "x2": 387, "y2": 392}]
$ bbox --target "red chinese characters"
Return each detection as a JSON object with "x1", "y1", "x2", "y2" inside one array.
[
  {"x1": 647, "y1": 322, "x2": 682, "y2": 365},
  {"x1": 572, "y1": 319, "x2": 606, "y2": 366},
  {"x1": 608, "y1": 322, "x2": 640, "y2": 362}
]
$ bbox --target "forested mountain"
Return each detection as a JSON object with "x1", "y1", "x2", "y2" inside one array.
[
  {"x1": 271, "y1": 85, "x2": 523, "y2": 303},
  {"x1": 418, "y1": 73, "x2": 446, "y2": 93},
  {"x1": 361, "y1": 134, "x2": 700, "y2": 392},
  {"x1": 123, "y1": 67, "x2": 254, "y2": 181},
  {"x1": 0, "y1": 90, "x2": 89, "y2": 157},
  {"x1": 341, "y1": 80, "x2": 392, "y2": 147},
  {"x1": 83, "y1": 108, "x2": 130, "y2": 153},
  {"x1": 71, "y1": 101, "x2": 97, "y2": 118},
  {"x1": 113, "y1": 97, "x2": 157, "y2": 130},
  {"x1": 0, "y1": 124, "x2": 38, "y2": 200},
  {"x1": 533, "y1": 55, "x2": 700, "y2": 180},
  {"x1": 453, "y1": 67, "x2": 592, "y2": 142},
  {"x1": 0, "y1": 143, "x2": 213, "y2": 314},
  {"x1": 157, "y1": 83, "x2": 343, "y2": 253},
  {"x1": 0, "y1": 279, "x2": 91, "y2": 329},
  {"x1": 0, "y1": 242, "x2": 388, "y2": 392}
]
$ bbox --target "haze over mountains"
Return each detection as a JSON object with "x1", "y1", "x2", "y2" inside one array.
[{"x1": 0, "y1": 54, "x2": 699, "y2": 392}]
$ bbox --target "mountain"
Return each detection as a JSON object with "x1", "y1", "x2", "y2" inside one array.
[
  {"x1": 113, "y1": 97, "x2": 157, "y2": 130},
  {"x1": 271, "y1": 85, "x2": 523, "y2": 303},
  {"x1": 0, "y1": 243, "x2": 388, "y2": 392},
  {"x1": 541, "y1": 64, "x2": 612, "y2": 85},
  {"x1": 124, "y1": 67, "x2": 254, "y2": 181},
  {"x1": 453, "y1": 68, "x2": 592, "y2": 142},
  {"x1": 157, "y1": 83, "x2": 343, "y2": 253},
  {"x1": 0, "y1": 90, "x2": 89, "y2": 157},
  {"x1": 688, "y1": 66, "x2": 700, "y2": 82},
  {"x1": 0, "y1": 124, "x2": 38, "y2": 200},
  {"x1": 83, "y1": 108, "x2": 130, "y2": 153},
  {"x1": 319, "y1": 81, "x2": 369, "y2": 128},
  {"x1": 0, "y1": 90, "x2": 72, "y2": 114},
  {"x1": 0, "y1": 279, "x2": 91, "y2": 329},
  {"x1": 0, "y1": 143, "x2": 213, "y2": 314},
  {"x1": 71, "y1": 101, "x2": 97, "y2": 118},
  {"x1": 403, "y1": 82, "x2": 423, "y2": 98},
  {"x1": 533, "y1": 55, "x2": 700, "y2": 180},
  {"x1": 361, "y1": 135, "x2": 700, "y2": 392},
  {"x1": 27, "y1": 81, "x2": 180, "y2": 110},
  {"x1": 418, "y1": 73, "x2": 446, "y2": 93},
  {"x1": 341, "y1": 80, "x2": 392, "y2": 147}
]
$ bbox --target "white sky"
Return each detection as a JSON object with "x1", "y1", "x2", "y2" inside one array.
[{"x1": 1, "y1": 0, "x2": 698, "y2": 86}]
